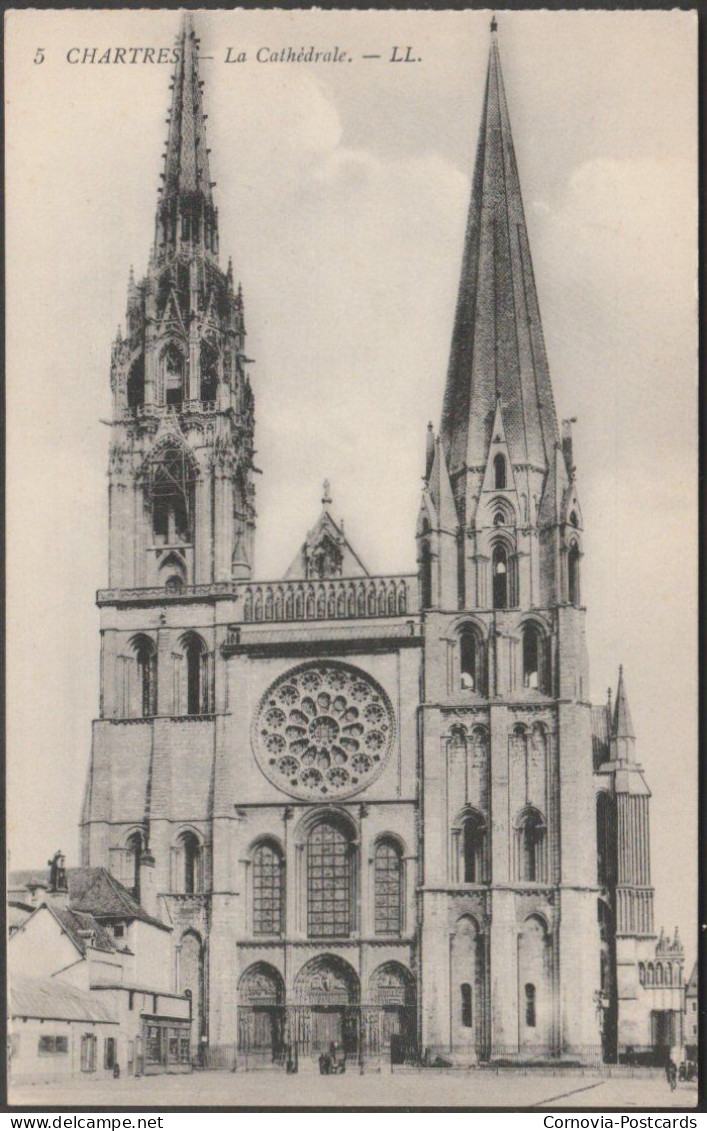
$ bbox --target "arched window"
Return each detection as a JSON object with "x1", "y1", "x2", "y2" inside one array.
[
  {"x1": 647, "y1": 962, "x2": 655, "y2": 985},
  {"x1": 461, "y1": 983, "x2": 473, "y2": 1028},
  {"x1": 127, "y1": 358, "x2": 144, "y2": 409},
  {"x1": 178, "y1": 831, "x2": 202, "y2": 894},
  {"x1": 126, "y1": 831, "x2": 142, "y2": 899},
  {"x1": 460, "y1": 630, "x2": 475, "y2": 687},
  {"x1": 638, "y1": 962, "x2": 646, "y2": 986},
  {"x1": 133, "y1": 636, "x2": 157, "y2": 717},
  {"x1": 183, "y1": 633, "x2": 209, "y2": 716},
  {"x1": 525, "y1": 983, "x2": 536, "y2": 1028},
  {"x1": 656, "y1": 963, "x2": 663, "y2": 985},
  {"x1": 516, "y1": 809, "x2": 546, "y2": 882},
  {"x1": 148, "y1": 445, "x2": 196, "y2": 546},
  {"x1": 420, "y1": 544, "x2": 432, "y2": 609},
  {"x1": 665, "y1": 963, "x2": 673, "y2": 986},
  {"x1": 494, "y1": 453, "x2": 506, "y2": 489},
  {"x1": 374, "y1": 838, "x2": 403, "y2": 937},
  {"x1": 492, "y1": 544, "x2": 509, "y2": 609},
  {"x1": 568, "y1": 543, "x2": 580, "y2": 605},
  {"x1": 307, "y1": 820, "x2": 354, "y2": 938},
  {"x1": 252, "y1": 841, "x2": 284, "y2": 936},
  {"x1": 163, "y1": 344, "x2": 185, "y2": 407},
  {"x1": 461, "y1": 811, "x2": 487, "y2": 883},
  {"x1": 200, "y1": 343, "x2": 218, "y2": 403},
  {"x1": 459, "y1": 627, "x2": 485, "y2": 693},
  {"x1": 522, "y1": 624, "x2": 542, "y2": 690},
  {"x1": 165, "y1": 574, "x2": 184, "y2": 592}
]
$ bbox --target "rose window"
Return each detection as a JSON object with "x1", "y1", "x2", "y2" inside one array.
[{"x1": 253, "y1": 662, "x2": 395, "y2": 800}]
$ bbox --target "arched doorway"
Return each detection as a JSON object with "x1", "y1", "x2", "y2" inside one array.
[
  {"x1": 368, "y1": 962, "x2": 417, "y2": 1062},
  {"x1": 238, "y1": 963, "x2": 285, "y2": 1063},
  {"x1": 178, "y1": 931, "x2": 205, "y2": 1057},
  {"x1": 293, "y1": 955, "x2": 359, "y2": 1056}
]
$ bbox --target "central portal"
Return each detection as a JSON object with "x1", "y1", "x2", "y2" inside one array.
[{"x1": 293, "y1": 955, "x2": 360, "y2": 1057}]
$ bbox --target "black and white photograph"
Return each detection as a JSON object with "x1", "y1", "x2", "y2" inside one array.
[{"x1": 5, "y1": 7, "x2": 699, "y2": 1112}]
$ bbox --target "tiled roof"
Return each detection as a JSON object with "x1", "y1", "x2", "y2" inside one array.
[
  {"x1": 9, "y1": 866, "x2": 168, "y2": 931},
  {"x1": 68, "y1": 868, "x2": 168, "y2": 931},
  {"x1": 53, "y1": 907, "x2": 116, "y2": 954},
  {"x1": 10, "y1": 976, "x2": 118, "y2": 1024}
]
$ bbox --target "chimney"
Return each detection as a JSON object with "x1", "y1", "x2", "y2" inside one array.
[
  {"x1": 45, "y1": 850, "x2": 70, "y2": 909},
  {"x1": 138, "y1": 848, "x2": 158, "y2": 919}
]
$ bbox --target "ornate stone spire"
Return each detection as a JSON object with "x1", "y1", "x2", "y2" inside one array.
[
  {"x1": 155, "y1": 13, "x2": 218, "y2": 260},
  {"x1": 440, "y1": 21, "x2": 559, "y2": 489}
]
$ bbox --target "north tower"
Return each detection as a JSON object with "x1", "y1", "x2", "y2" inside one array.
[{"x1": 81, "y1": 14, "x2": 256, "y2": 1052}]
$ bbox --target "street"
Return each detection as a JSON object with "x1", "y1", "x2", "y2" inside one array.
[{"x1": 9, "y1": 1067, "x2": 699, "y2": 1110}]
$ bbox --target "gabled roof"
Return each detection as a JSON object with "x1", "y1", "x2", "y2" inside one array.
[
  {"x1": 10, "y1": 903, "x2": 117, "y2": 957},
  {"x1": 9, "y1": 866, "x2": 168, "y2": 931},
  {"x1": 53, "y1": 907, "x2": 117, "y2": 955},
  {"x1": 68, "y1": 867, "x2": 169, "y2": 931},
  {"x1": 686, "y1": 961, "x2": 698, "y2": 996},
  {"x1": 10, "y1": 976, "x2": 118, "y2": 1024},
  {"x1": 285, "y1": 487, "x2": 369, "y2": 580}
]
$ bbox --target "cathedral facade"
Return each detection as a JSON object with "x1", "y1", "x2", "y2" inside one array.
[{"x1": 80, "y1": 15, "x2": 683, "y2": 1066}]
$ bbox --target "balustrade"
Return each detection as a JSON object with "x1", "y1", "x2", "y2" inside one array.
[{"x1": 237, "y1": 575, "x2": 416, "y2": 625}]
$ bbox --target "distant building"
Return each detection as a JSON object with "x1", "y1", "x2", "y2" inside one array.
[
  {"x1": 9, "y1": 976, "x2": 118, "y2": 1086},
  {"x1": 8, "y1": 858, "x2": 191, "y2": 1077},
  {"x1": 684, "y1": 962, "x2": 698, "y2": 1061}
]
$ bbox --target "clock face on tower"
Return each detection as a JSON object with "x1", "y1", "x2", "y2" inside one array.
[{"x1": 252, "y1": 661, "x2": 396, "y2": 800}]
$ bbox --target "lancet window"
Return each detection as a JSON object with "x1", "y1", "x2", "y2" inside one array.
[
  {"x1": 307, "y1": 820, "x2": 354, "y2": 939},
  {"x1": 252, "y1": 841, "x2": 284, "y2": 936},
  {"x1": 374, "y1": 838, "x2": 403, "y2": 937}
]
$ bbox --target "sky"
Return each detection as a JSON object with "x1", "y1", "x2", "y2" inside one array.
[{"x1": 6, "y1": 9, "x2": 697, "y2": 963}]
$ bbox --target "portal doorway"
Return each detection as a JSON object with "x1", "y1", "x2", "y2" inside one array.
[
  {"x1": 293, "y1": 955, "x2": 360, "y2": 1058},
  {"x1": 369, "y1": 962, "x2": 417, "y2": 1061},
  {"x1": 238, "y1": 962, "x2": 285, "y2": 1063}
]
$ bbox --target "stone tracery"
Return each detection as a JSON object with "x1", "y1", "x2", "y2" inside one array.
[{"x1": 253, "y1": 662, "x2": 395, "y2": 800}]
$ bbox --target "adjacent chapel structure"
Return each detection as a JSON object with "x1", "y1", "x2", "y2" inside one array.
[{"x1": 80, "y1": 15, "x2": 683, "y2": 1066}]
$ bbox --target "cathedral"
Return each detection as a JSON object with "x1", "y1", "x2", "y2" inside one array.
[{"x1": 80, "y1": 14, "x2": 685, "y2": 1066}]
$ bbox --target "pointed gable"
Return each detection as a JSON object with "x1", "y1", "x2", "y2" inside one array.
[
  {"x1": 160, "y1": 288, "x2": 186, "y2": 334},
  {"x1": 440, "y1": 22, "x2": 559, "y2": 481},
  {"x1": 479, "y1": 400, "x2": 516, "y2": 495},
  {"x1": 285, "y1": 485, "x2": 369, "y2": 580}
]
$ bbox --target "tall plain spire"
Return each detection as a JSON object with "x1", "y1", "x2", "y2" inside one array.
[{"x1": 440, "y1": 23, "x2": 559, "y2": 485}]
